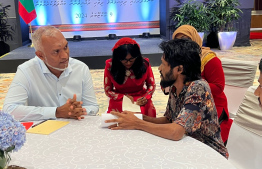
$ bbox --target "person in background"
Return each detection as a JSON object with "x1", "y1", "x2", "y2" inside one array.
[
  {"x1": 254, "y1": 58, "x2": 262, "y2": 109},
  {"x1": 169, "y1": 25, "x2": 232, "y2": 144},
  {"x1": 3, "y1": 26, "x2": 99, "y2": 121},
  {"x1": 105, "y1": 39, "x2": 229, "y2": 159},
  {"x1": 104, "y1": 37, "x2": 156, "y2": 117}
]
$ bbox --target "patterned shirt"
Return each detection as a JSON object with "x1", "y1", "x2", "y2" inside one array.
[{"x1": 164, "y1": 79, "x2": 229, "y2": 159}]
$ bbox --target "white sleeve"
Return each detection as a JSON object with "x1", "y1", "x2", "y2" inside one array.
[
  {"x1": 81, "y1": 66, "x2": 99, "y2": 115},
  {"x1": 3, "y1": 68, "x2": 57, "y2": 121}
]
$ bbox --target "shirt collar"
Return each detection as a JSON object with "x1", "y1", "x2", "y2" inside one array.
[
  {"x1": 170, "y1": 81, "x2": 191, "y2": 96},
  {"x1": 36, "y1": 56, "x2": 72, "y2": 77}
]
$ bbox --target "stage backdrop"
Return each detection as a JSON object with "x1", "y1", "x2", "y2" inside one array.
[{"x1": 31, "y1": 0, "x2": 160, "y2": 38}]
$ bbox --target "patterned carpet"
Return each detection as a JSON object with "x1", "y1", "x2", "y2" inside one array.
[{"x1": 1, "y1": 39, "x2": 262, "y2": 117}]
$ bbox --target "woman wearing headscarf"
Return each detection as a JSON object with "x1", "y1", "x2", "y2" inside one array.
[
  {"x1": 104, "y1": 37, "x2": 156, "y2": 117},
  {"x1": 170, "y1": 25, "x2": 232, "y2": 144}
]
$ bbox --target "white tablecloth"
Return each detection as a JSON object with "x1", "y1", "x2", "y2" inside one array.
[{"x1": 10, "y1": 116, "x2": 235, "y2": 169}]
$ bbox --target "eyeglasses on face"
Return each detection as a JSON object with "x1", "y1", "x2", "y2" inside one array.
[{"x1": 120, "y1": 57, "x2": 137, "y2": 63}]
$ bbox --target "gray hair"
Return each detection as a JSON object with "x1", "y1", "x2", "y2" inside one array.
[{"x1": 32, "y1": 26, "x2": 61, "y2": 52}]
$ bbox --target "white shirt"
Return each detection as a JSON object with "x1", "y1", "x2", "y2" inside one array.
[{"x1": 3, "y1": 56, "x2": 99, "y2": 121}]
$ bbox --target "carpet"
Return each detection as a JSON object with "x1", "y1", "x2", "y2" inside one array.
[{"x1": 1, "y1": 39, "x2": 262, "y2": 117}]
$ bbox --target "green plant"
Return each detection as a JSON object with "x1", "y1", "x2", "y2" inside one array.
[
  {"x1": 0, "y1": 4, "x2": 13, "y2": 42},
  {"x1": 171, "y1": 0, "x2": 211, "y2": 32},
  {"x1": 208, "y1": 0, "x2": 242, "y2": 32}
]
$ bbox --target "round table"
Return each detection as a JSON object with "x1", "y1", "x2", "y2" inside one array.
[{"x1": 10, "y1": 116, "x2": 236, "y2": 169}]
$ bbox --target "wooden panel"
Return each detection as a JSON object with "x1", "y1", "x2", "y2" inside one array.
[{"x1": 251, "y1": 15, "x2": 262, "y2": 28}]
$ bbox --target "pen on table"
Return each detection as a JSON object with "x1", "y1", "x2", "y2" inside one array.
[{"x1": 31, "y1": 120, "x2": 48, "y2": 128}]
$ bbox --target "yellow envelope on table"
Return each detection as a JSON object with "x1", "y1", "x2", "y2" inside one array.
[{"x1": 27, "y1": 120, "x2": 69, "y2": 135}]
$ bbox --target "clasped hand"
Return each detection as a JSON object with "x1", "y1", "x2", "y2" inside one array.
[{"x1": 56, "y1": 94, "x2": 87, "y2": 120}]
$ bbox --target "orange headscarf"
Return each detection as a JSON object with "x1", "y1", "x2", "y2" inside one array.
[{"x1": 172, "y1": 25, "x2": 216, "y2": 72}]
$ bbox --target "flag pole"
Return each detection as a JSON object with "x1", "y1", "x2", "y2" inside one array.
[{"x1": 28, "y1": 22, "x2": 34, "y2": 48}]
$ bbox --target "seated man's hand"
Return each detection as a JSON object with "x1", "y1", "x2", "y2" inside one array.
[
  {"x1": 105, "y1": 111, "x2": 140, "y2": 130},
  {"x1": 68, "y1": 107, "x2": 87, "y2": 120},
  {"x1": 56, "y1": 94, "x2": 87, "y2": 120},
  {"x1": 67, "y1": 95, "x2": 83, "y2": 109}
]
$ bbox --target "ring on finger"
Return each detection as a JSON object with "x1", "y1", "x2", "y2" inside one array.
[{"x1": 117, "y1": 123, "x2": 119, "y2": 127}]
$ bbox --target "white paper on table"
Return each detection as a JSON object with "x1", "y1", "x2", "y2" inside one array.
[
  {"x1": 122, "y1": 95, "x2": 141, "y2": 112},
  {"x1": 100, "y1": 113, "x2": 143, "y2": 128}
]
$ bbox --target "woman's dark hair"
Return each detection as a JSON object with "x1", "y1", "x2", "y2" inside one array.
[
  {"x1": 110, "y1": 44, "x2": 147, "y2": 84},
  {"x1": 259, "y1": 58, "x2": 262, "y2": 72},
  {"x1": 159, "y1": 38, "x2": 202, "y2": 83}
]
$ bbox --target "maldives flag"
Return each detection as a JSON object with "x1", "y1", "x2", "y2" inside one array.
[{"x1": 18, "y1": 0, "x2": 37, "y2": 24}]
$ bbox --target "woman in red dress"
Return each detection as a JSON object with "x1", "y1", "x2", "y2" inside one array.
[{"x1": 104, "y1": 37, "x2": 156, "y2": 117}]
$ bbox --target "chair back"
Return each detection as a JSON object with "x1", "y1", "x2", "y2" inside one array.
[
  {"x1": 227, "y1": 86, "x2": 262, "y2": 169},
  {"x1": 221, "y1": 58, "x2": 258, "y2": 118}
]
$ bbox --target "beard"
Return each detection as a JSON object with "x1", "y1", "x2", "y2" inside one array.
[
  {"x1": 160, "y1": 79, "x2": 176, "y2": 88},
  {"x1": 160, "y1": 70, "x2": 176, "y2": 88}
]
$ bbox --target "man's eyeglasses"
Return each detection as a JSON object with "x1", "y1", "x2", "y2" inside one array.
[{"x1": 120, "y1": 57, "x2": 137, "y2": 64}]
